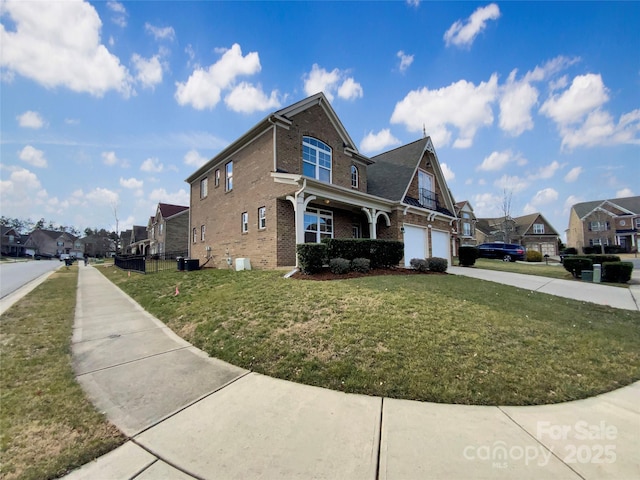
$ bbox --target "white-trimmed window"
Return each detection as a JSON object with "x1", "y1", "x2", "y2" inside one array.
[
  {"x1": 635, "y1": 218, "x2": 640, "y2": 229},
  {"x1": 589, "y1": 221, "x2": 609, "y2": 231},
  {"x1": 241, "y1": 212, "x2": 248, "y2": 233},
  {"x1": 192, "y1": 228, "x2": 197, "y2": 243},
  {"x1": 302, "y1": 136, "x2": 331, "y2": 183},
  {"x1": 351, "y1": 165, "x2": 359, "y2": 188},
  {"x1": 225, "y1": 161, "x2": 233, "y2": 191},
  {"x1": 215, "y1": 169, "x2": 220, "y2": 188},
  {"x1": 462, "y1": 222, "x2": 471, "y2": 236},
  {"x1": 533, "y1": 223, "x2": 544, "y2": 234},
  {"x1": 589, "y1": 237, "x2": 610, "y2": 246},
  {"x1": 258, "y1": 207, "x2": 266, "y2": 229},
  {"x1": 159, "y1": 224, "x2": 163, "y2": 235},
  {"x1": 200, "y1": 177, "x2": 208, "y2": 199},
  {"x1": 304, "y1": 207, "x2": 333, "y2": 243},
  {"x1": 201, "y1": 225, "x2": 206, "y2": 241}
]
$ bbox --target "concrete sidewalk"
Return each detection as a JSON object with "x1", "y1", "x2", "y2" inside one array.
[{"x1": 65, "y1": 266, "x2": 639, "y2": 479}]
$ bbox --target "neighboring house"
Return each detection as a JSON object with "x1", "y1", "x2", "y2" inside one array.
[
  {"x1": 119, "y1": 229, "x2": 132, "y2": 254},
  {"x1": 1, "y1": 226, "x2": 27, "y2": 257},
  {"x1": 24, "y1": 229, "x2": 80, "y2": 257},
  {"x1": 82, "y1": 234, "x2": 116, "y2": 258},
  {"x1": 476, "y1": 213, "x2": 560, "y2": 256},
  {"x1": 453, "y1": 201, "x2": 477, "y2": 253},
  {"x1": 567, "y1": 196, "x2": 640, "y2": 253},
  {"x1": 127, "y1": 225, "x2": 149, "y2": 255},
  {"x1": 185, "y1": 92, "x2": 457, "y2": 269},
  {"x1": 148, "y1": 203, "x2": 189, "y2": 257}
]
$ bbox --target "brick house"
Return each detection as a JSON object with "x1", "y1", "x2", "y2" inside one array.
[
  {"x1": 186, "y1": 93, "x2": 457, "y2": 270},
  {"x1": 453, "y1": 201, "x2": 477, "y2": 253},
  {"x1": 125, "y1": 226, "x2": 149, "y2": 255},
  {"x1": 24, "y1": 229, "x2": 83, "y2": 258},
  {"x1": 147, "y1": 203, "x2": 189, "y2": 258},
  {"x1": 475, "y1": 213, "x2": 560, "y2": 256},
  {"x1": 1, "y1": 226, "x2": 27, "y2": 257},
  {"x1": 567, "y1": 196, "x2": 640, "y2": 253}
]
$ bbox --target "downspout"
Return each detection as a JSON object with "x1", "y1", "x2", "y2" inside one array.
[{"x1": 289, "y1": 178, "x2": 307, "y2": 268}]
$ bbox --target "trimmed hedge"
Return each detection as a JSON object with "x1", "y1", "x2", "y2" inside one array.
[
  {"x1": 602, "y1": 262, "x2": 634, "y2": 283},
  {"x1": 297, "y1": 243, "x2": 327, "y2": 274},
  {"x1": 526, "y1": 250, "x2": 543, "y2": 262},
  {"x1": 323, "y1": 238, "x2": 403, "y2": 268},
  {"x1": 604, "y1": 245, "x2": 626, "y2": 254},
  {"x1": 563, "y1": 257, "x2": 593, "y2": 278},
  {"x1": 427, "y1": 257, "x2": 448, "y2": 273},
  {"x1": 351, "y1": 257, "x2": 370, "y2": 273},
  {"x1": 410, "y1": 258, "x2": 429, "y2": 272},
  {"x1": 458, "y1": 246, "x2": 479, "y2": 266},
  {"x1": 329, "y1": 258, "x2": 351, "y2": 274},
  {"x1": 584, "y1": 254, "x2": 621, "y2": 264},
  {"x1": 563, "y1": 247, "x2": 578, "y2": 255}
]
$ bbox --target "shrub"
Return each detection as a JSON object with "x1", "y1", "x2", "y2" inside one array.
[
  {"x1": 604, "y1": 245, "x2": 626, "y2": 254},
  {"x1": 329, "y1": 258, "x2": 351, "y2": 275},
  {"x1": 297, "y1": 243, "x2": 327, "y2": 274},
  {"x1": 526, "y1": 250, "x2": 543, "y2": 262},
  {"x1": 427, "y1": 257, "x2": 448, "y2": 273},
  {"x1": 582, "y1": 246, "x2": 602, "y2": 255},
  {"x1": 563, "y1": 257, "x2": 593, "y2": 278},
  {"x1": 602, "y1": 262, "x2": 634, "y2": 283},
  {"x1": 585, "y1": 254, "x2": 621, "y2": 264},
  {"x1": 370, "y1": 240, "x2": 404, "y2": 268},
  {"x1": 458, "y1": 246, "x2": 479, "y2": 266},
  {"x1": 410, "y1": 258, "x2": 429, "y2": 272},
  {"x1": 323, "y1": 239, "x2": 404, "y2": 269},
  {"x1": 563, "y1": 247, "x2": 578, "y2": 255},
  {"x1": 351, "y1": 257, "x2": 370, "y2": 273}
]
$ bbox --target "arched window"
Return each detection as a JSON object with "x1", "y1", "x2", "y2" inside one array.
[
  {"x1": 302, "y1": 136, "x2": 332, "y2": 183},
  {"x1": 351, "y1": 165, "x2": 359, "y2": 188}
]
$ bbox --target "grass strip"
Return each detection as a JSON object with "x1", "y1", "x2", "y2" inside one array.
[
  {"x1": 0, "y1": 266, "x2": 125, "y2": 480},
  {"x1": 100, "y1": 266, "x2": 640, "y2": 406}
]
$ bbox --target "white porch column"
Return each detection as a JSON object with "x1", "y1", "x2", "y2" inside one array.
[
  {"x1": 286, "y1": 192, "x2": 316, "y2": 245},
  {"x1": 362, "y1": 207, "x2": 376, "y2": 239}
]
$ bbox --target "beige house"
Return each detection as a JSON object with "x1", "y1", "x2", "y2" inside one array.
[
  {"x1": 147, "y1": 203, "x2": 189, "y2": 258},
  {"x1": 24, "y1": 229, "x2": 83, "y2": 258},
  {"x1": 454, "y1": 201, "x2": 477, "y2": 253},
  {"x1": 476, "y1": 213, "x2": 560, "y2": 256},
  {"x1": 567, "y1": 196, "x2": 640, "y2": 253},
  {"x1": 185, "y1": 93, "x2": 457, "y2": 270}
]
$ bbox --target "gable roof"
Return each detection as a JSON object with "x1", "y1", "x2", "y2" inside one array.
[
  {"x1": 572, "y1": 196, "x2": 640, "y2": 219},
  {"x1": 186, "y1": 92, "x2": 370, "y2": 183},
  {"x1": 514, "y1": 212, "x2": 559, "y2": 235},
  {"x1": 158, "y1": 203, "x2": 189, "y2": 219}
]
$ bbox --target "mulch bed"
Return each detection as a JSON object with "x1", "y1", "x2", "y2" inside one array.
[{"x1": 290, "y1": 267, "x2": 447, "y2": 281}]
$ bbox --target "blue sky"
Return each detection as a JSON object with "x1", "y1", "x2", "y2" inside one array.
[{"x1": 1, "y1": 1, "x2": 639, "y2": 239}]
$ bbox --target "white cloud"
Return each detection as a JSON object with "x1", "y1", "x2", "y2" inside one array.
[
  {"x1": 406, "y1": 0, "x2": 420, "y2": 7},
  {"x1": 616, "y1": 188, "x2": 634, "y2": 198},
  {"x1": 102, "y1": 151, "x2": 129, "y2": 167},
  {"x1": 472, "y1": 192, "x2": 502, "y2": 217},
  {"x1": 499, "y1": 70, "x2": 538, "y2": 136},
  {"x1": 530, "y1": 160, "x2": 561, "y2": 180},
  {"x1": 119, "y1": 177, "x2": 143, "y2": 189},
  {"x1": 140, "y1": 157, "x2": 164, "y2": 173},
  {"x1": 563, "y1": 194, "x2": 584, "y2": 215},
  {"x1": 397, "y1": 51, "x2": 414, "y2": 73},
  {"x1": 148, "y1": 187, "x2": 189, "y2": 206},
  {"x1": 175, "y1": 43, "x2": 261, "y2": 110},
  {"x1": 85, "y1": 187, "x2": 119, "y2": 205},
  {"x1": 494, "y1": 174, "x2": 529, "y2": 193},
  {"x1": 540, "y1": 74, "x2": 609, "y2": 126},
  {"x1": 0, "y1": 0, "x2": 133, "y2": 97},
  {"x1": 106, "y1": 1, "x2": 127, "y2": 27},
  {"x1": 17, "y1": 111, "x2": 45, "y2": 129},
  {"x1": 564, "y1": 166, "x2": 583, "y2": 183},
  {"x1": 477, "y1": 150, "x2": 516, "y2": 171},
  {"x1": 144, "y1": 23, "x2": 176, "y2": 41},
  {"x1": 523, "y1": 188, "x2": 559, "y2": 214},
  {"x1": 303, "y1": 64, "x2": 363, "y2": 102},
  {"x1": 391, "y1": 75, "x2": 498, "y2": 148},
  {"x1": 559, "y1": 109, "x2": 640, "y2": 150},
  {"x1": 132, "y1": 53, "x2": 163, "y2": 89},
  {"x1": 360, "y1": 129, "x2": 401, "y2": 154},
  {"x1": 184, "y1": 149, "x2": 209, "y2": 168},
  {"x1": 444, "y1": 3, "x2": 500, "y2": 48},
  {"x1": 224, "y1": 82, "x2": 281, "y2": 113},
  {"x1": 19, "y1": 145, "x2": 47, "y2": 168},
  {"x1": 440, "y1": 163, "x2": 455, "y2": 182}
]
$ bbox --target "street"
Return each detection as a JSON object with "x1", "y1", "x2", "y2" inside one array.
[{"x1": 0, "y1": 259, "x2": 62, "y2": 299}]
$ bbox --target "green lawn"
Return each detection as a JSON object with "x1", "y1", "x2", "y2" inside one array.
[
  {"x1": 466, "y1": 258, "x2": 573, "y2": 279},
  {"x1": 0, "y1": 266, "x2": 125, "y2": 480},
  {"x1": 101, "y1": 266, "x2": 640, "y2": 406}
]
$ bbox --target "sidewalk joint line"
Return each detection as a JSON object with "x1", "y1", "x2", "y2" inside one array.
[
  {"x1": 375, "y1": 397, "x2": 384, "y2": 480},
  {"x1": 497, "y1": 406, "x2": 586, "y2": 480},
  {"x1": 129, "y1": 457, "x2": 159, "y2": 480},
  {"x1": 130, "y1": 440, "x2": 204, "y2": 480},
  {"x1": 76, "y1": 346, "x2": 191, "y2": 376}
]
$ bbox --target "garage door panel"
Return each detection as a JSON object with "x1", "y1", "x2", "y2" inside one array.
[
  {"x1": 431, "y1": 230, "x2": 450, "y2": 260},
  {"x1": 403, "y1": 226, "x2": 426, "y2": 267}
]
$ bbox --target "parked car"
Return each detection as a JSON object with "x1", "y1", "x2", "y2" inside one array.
[{"x1": 477, "y1": 243, "x2": 526, "y2": 262}]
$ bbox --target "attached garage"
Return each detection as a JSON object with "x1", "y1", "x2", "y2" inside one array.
[
  {"x1": 528, "y1": 242, "x2": 556, "y2": 256},
  {"x1": 403, "y1": 225, "x2": 426, "y2": 267},
  {"x1": 431, "y1": 229, "x2": 451, "y2": 260}
]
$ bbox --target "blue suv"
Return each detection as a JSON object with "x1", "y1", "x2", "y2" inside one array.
[{"x1": 477, "y1": 243, "x2": 526, "y2": 262}]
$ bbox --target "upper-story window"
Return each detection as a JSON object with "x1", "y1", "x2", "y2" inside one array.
[
  {"x1": 225, "y1": 161, "x2": 233, "y2": 191},
  {"x1": 215, "y1": 169, "x2": 220, "y2": 188},
  {"x1": 241, "y1": 212, "x2": 248, "y2": 233},
  {"x1": 192, "y1": 228, "x2": 197, "y2": 244},
  {"x1": 351, "y1": 165, "x2": 359, "y2": 188},
  {"x1": 462, "y1": 222, "x2": 472, "y2": 236},
  {"x1": 159, "y1": 224, "x2": 164, "y2": 236},
  {"x1": 589, "y1": 221, "x2": 609, "y2": 231},
  {"x1": 200, "y1": 177, "x2": 208, "y2": 199},
  {"x1": 258, "y1": 207, "x2": 266, "y2": 229},
  {"x1": 302, "y1": 136, "x2": 331, "y2": 183},
  {"x1": 533, "y1": 223, "x2": 544, "y2": 234}
]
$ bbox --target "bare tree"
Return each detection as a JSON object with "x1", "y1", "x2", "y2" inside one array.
[
  {"x1": 500, "y1": 188, "x2": 513, "y2": 243},
  {"x1": 111, "y1": 201, "x2": 120, "y2": 253}
]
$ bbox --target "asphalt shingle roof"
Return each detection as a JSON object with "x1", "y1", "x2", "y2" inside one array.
[{"x1": 572, "y1": 196, "x2": 640, "y2": 218}]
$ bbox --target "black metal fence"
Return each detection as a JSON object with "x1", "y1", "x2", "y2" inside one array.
[{"x1": 115, "y1": 250, "x2": 189, "y2": 274}]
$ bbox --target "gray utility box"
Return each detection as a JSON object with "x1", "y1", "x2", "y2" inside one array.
[
  {"x1": 582, "y1": 270, "x2": 593, "y2": 282},
  {"x1": 593, "y1": 264, "x2": 602, "y2": 283}
]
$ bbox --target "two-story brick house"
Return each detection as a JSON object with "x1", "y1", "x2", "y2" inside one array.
[
  {"x1": 147, "y1": 203, "x2": 189, "y2": 258},
  {"x1": 476, "y1": 213, "x2": 560, "y2": 256},
  {"x1": 567, "y1": 196, "x2": 640, "y2": 253},
  {"x1": 24, "y1": 229, "x2": 83, "y2": 258},
  {"x1": 453, "y1": 201, "x2": 477, "y2": 253},
  {"x1": 186, "y1": 93, "x2": 457, "y2": 270}
]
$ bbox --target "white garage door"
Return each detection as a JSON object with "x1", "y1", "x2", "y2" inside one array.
[
  {"x1": 540, "y1": 243, "x2": 556, "y2": 256},
  {"x1": 431, "y1": 230, "x2": 450, "y2": 260},
  {"x1": 403, "y1": 225, "x2": 426, "y2": 267}
]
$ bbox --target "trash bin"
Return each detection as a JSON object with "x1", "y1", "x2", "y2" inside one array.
[
  {"x1": 593, "y1": 264, "x2": 601, "y2": 283},
  {"x1": 581, "y1": 270, "x2": 593, "y2": 282},
  {"x1": 176, "y1": 257, "x2": 185, "y2": 271},
  {"x1": 185, "y1": 259, "x2": 200, "y2": 271}
]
